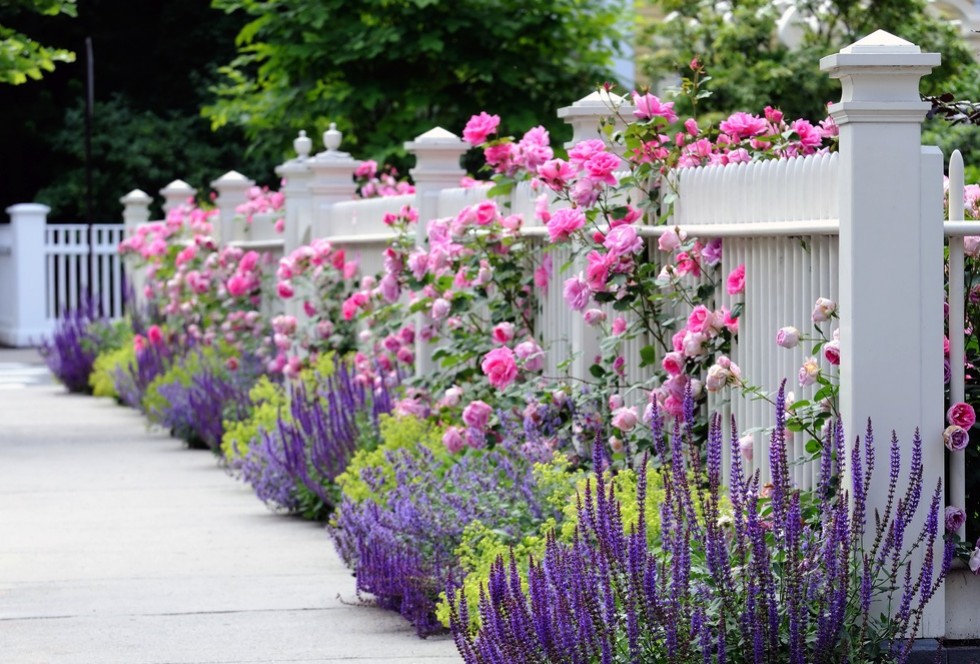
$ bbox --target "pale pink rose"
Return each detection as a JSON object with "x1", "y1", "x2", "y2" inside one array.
[
  {"x1": 441, "y1": 386, "x2": 463, "y2": 408},
  {"x1": 948, "y1": 402, "x2": 976, "y2": 429},
  {"x1": 726, "y1": 264, "x2": 746, "y2": 295},
  {"x1": 823, "y1": 340, "x2": 840, "y2": 366},
  {"x1": 492, "y1": 322, "x2": 515, "y2": 344},
  {"x1": 658, "y1": 227, "x2": 686, "y2": 252},
  {"x1": 662, "y1": 351, "x2": 684, "y2": 376},
  {"x1": 608, "y1": 436, "x2": 625, "y2": 454},
  {"x1": 776, "y1": 326, "x2": 801, "y2": 349},
  {"x1": 611, "y1": 406, "x2": 639, "y2": 432},
  {"x1": 682, "y1": 331, "x2": 707, "y2": 357},
  {"x1": 583, "y1": 309, "x2": 607, "y2": 326},
  {"x1": 799, "y1": 357, "x2": 820, "y2": 387},
  {"x1": 604, "y1": 225, "x2": 643, "y2": 257},
  {"x1": 812, "y1": 297, "x2": 837, "y2": 322},
  {"x1": 431, "y1": 298, "x2": 451, "y2": 320},
  {"x1": 563, "y1": 276, "x2": 591, "y2": 311},
  {"x1": 462, "y1": 400, "x2": 493, "y2": 429},
  {"x1": 443, "y1": 427, "x2": 466, "y2": 453},
  {"x1": 964, "y1": 236, "x2": 980, "y2": 258},
  {"x1": 482, "y1": 346, "x2": 518, "y2": 389},
  {"x1": 608, "y1": 394, "x2": 624, "y2": 410},
  {"x1": 546, "y1": 207, "x2": 586, "y2": 243},
  {"x1": 739, "y1": 434, "x2": 754, "y2": 461},
  {"x1": 705, "y1": 364, "x2": 730, "y2": 392},
  {"x1": 463, "y1": 111, "x2": 501, "y2": 146},
  {"x1": 515, "y1": 340, "x2": 544, "y2": 372}
]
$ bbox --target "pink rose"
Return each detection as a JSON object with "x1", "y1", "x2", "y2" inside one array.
[
  {"x1": 719, "y1": 112, "x2": 768, "y2": 141},
  {"x1": 776, "y1": 326, "x2": 801, "y2": 349},
  {"x1": 945, "y1": 506, "x2": 966, "y2": 533},
  {"x1": 658, "y1": 227, "x2": 685, "y2": 252},
  {"x1": 662, "y1": 351, "x2": 684, "y2": 376},
  {"x1": 147, "y1": 325, "x2": 164, "y2": 346},
  {"x1": 563, "y1": 276, "x2": 591, "y2": 311},
  {"x1": 611, "y1": 406, "x2": 638, "y2": 432},
  {"x1": 462, "y1": 400, "x2": 493, "y2": 430},
  {"x1": 515, "y1": 340, "x2": 544, "y2": 372},
  {"x1": 812, "y1": 297, "x2": 837, "y2": 322},
  {"x1": 492, "y1": 322, "x2": 515, "y2": 344},
  {"x1": 546, "y1": 207, "x2": 586, "y2": 243},
  {"x1": 583, "y1": 309, "x2": 607, "y2": 326},
  {"x1": 537, "y1": 158, "x2": 576, "y2": 191},
  {"x1": 948, "y1": 402, "x2": 976, "y2": 429},
  {"x1": 686, "y1": 305, "x2": 712, "y2": 335},
  {"x1": 632, "y1": 92, "x2": 678, "y2": 123},
  {"x1": 944, "y1": 425, "x2": 970, "y2": 452},
  {"x1": 612, "y1": 317, "x2": 627, "y2": 336},
  {"x1": 739, "y1": 434, "x2": 754, "y2": 461},
  {"x1": 726, "y1": 264, "x2": 746, "y2": 295},
  {"x1": 823, "y1": 340, "x2": 840, "y2": 366},
  {"x1": 463, "y1": 111, "x2": 500, "y2": 146},
  {"x1": 603, "y1": 225, "x2": 643, "y2": 257},
  {"x1": 443, "y1": 427, "x2": 466, "y2": 453},
  {"x1": 277, "y1": 280, "x2": 295, "y2": 299},
  {"x1": 227, "y1": 274, "x2": 249, "y2": 298},
  {"x1": 799, "y1": 357, "x2": 820, "y2": 387},
  {"x1": 431, "y1": 298, "x2": 451, "y2": 320},
  {"x1": 482, "y1": 346, "x2": 518, "y2": 389}
]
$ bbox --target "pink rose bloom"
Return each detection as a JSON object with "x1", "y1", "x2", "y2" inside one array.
[
  {"x1": 790, "y1": 118, "x2": 822, "y2": 149},
  {"x1": 396, "y1": 346, "x2": 414, "y2": 365},
  {"x1": 585, "y1": 151, "x2": 621, "y2": 186},
  {"x1": 492, "y1": 322, "x2": 515, "y2": 344},
  {"x1": 726, "y1": 264, "x2": 746, "y2": 295},
  {"x1": 945, "y1": 506, "x2": 967, "y2": 533},
  {"x1": 662, "y1": 394, "x2": 684, "y2": 418},
  {"x1": 799, "y1": 357, "x2": 820, "y2": 387},
  {"x1": 567, "y1": 139, "x2": 607, "y2": 168},
  {"x1": 227, "y1": 274, "x2": 249, "y2": 297},
  {"x1": 585, "y1": 250, "x2": 612, "y2": 292},
  {"x1": 632, "y1": 92, "x2": 678, "y2": 123},
  {"x1": 612, "y1": 317, "x2": 627, "y2": 335},
  {"x1": 462, "y1": 400, "x2": 493, "y2": 429},
  {"x1": 662, "y1": 351, "x2": 684, "y2": 376},
  {"x1": 776, "y1": 327, "x2": 801, "y2": 349},
  {"x1": 944, "y1": 425, "x2": 970, "y2": 452},
  {"x1": 965, "y1": 236, "x2": 980, "y2": 258},
  {"x1": 515, "y1": 340, "x2": 545, "y2": 372},
  {"x1": 686, "y1": 305, "x2": 712, "y2": 335},
  {"x1": 473, "y1": 200, "x2": 498, "y2": 226},
  {"x1": 484, "y1": 142, "x2": 517, "y2": 173},
  {"x1": 277, "y1": 280, "x2": 294, "y2": 299},
  {"x1": 658, "y1": 227, "x2": 686, "y2": 252},
  {"x1": 719, "y1": 112, "x2": 768, "y2": 141},
  {"x1": 970, "y1": 545, "x2": 980, "y2": 575},
  {"x1": 948, "y1": 402, "x2": 976, "y2": 429},
  {"x1": 537, "y1": 158, "x2": 576, "y2": 191},
  {"x1": 604, "y1": 225, "x2": 643, "y2": 257},
  {"x1": 517, "y1": 126, "x2": 553, "y2": 170},
  {"x1": 739, "y1": 434, "x2": 754, "y2": 461},
  {"x1": 570, "y1": 177, "x2": 601, "y2": 207},
  {"x1": 722, "y1": 307, "x2": 739, "y2": 335},
  {"x1": 611, "y1": 406, "x2": 638, "y2": 432},
  {"x1": 675, "y1": 251, "x2": 701, "y2": 278},
  {"x1": 546, "y1": 207, "x2": 586, "y2": 243},
  {"x1": 443, "y1": 427, "x2": 466, "y2": 453},
  {"x1": 274, "y1": 218, "x2": 285, "y2": 233},
  {"x1": 684, "y1": 118, "x2": 699, "y2": 136},
  {"x1": 683, "y1": 331, "x2": 707, "y2": 357},
  {"x1": 482, "y1": 346, "x2": 518, "y2": 389},
  {"x1": 671, "y1": 329, "x2": 686, "y2": 352},
  {"x1": 463, "y1": 111, "x2": 501, "y2": 146},
  {"x1": 341, "y1": 296, "x2": 360, "y2": 321},
  {"x1": 563, "y1": 276, "x2": 591, "y2": 311},
  {"x1": 812, "y1": 297, "x2": 837, "y2": 322},
  {"x1": 583, "y1": 309, "x2": 606, "y2": 326},
  {"x1": 146, "y1": 325, "x2": 163, "y2": 346},
  {"x1": 823, "y1": 340, "x2": 841, "y2": 366},
  {"x1": 379, "y1": 274, "x2": 400, "y2": 303},
  {"x1": 431, "y1": 297, "x2": 451, "y2": 320}
]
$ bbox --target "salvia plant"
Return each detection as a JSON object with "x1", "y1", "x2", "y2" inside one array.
[
  {"x1": 331, "y1": 441, "x2": 562, "y2": 637},
  {"x1": 448, "y1": 386, "x2": 952, "y2": 663},
  {"x1": 40, "y1": 300, "x2": 112, "y2": 393},
  {"x1": 241, "y1": 360, "x2": 395, "y2": 515}
]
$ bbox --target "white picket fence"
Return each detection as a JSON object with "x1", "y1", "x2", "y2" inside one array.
[
  {"x1": 110, "y1": 30, "x2": 970, "y2": 638},
  {"x1": 0, "y1": 204, "x2": 126, "y2": 346}
]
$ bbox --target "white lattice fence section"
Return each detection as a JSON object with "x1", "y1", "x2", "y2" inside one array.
[
  {"x1": 44, "y1": 224, "x2": 127, "y2": 321},
  {"x1": 673, "y1": 153, "x2": 840, "y2": 489}
]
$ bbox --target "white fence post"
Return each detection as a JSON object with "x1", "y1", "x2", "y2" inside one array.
[
  {"x1": 821, "y1": 30, "x2": 945, "y2": 636},
  {"x1": 405, "y1": 127, "x2": 467, "y2": 377},
  {"x1": 159, "y1": 179, "x2": 196, "y2": 217},
  {"x1": 276, "y1": 131, "x2": 315, "y2": 321},
  {"x1": 3, "y1": 204, "x2": 50, "y2": 346},
  {"x1": 309, "y1": 123, "x2": 360, "y2": 237},
  {"x1": 211, "y1": 171, "x2": 254, "y2": 245},
  {"x1": 120, "y1": 189, "x2": 152, "y2": 309}
]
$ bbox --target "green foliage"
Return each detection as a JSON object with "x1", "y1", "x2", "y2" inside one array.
[
  {"x1": 335, "y1": 414, "x2": 447, "y2": 504},
  {"x1": 639, "y1": 0, "x2": 979, "y2": 122},
  {"x1": 35, "y1": 94, "x2": 279, "y2": 221},
  {"x1": 221, "y1": 375, "x2": 285, "y2": 461},
  {"x1": 205, "y1": 0, "x2": 626, "y2": 168},
  {"x1": 90, "y1": 340, "x2": 133, "y2": 400},
  {"x1": 0, "y1": 0, "x2": 76, "y2": 85}
]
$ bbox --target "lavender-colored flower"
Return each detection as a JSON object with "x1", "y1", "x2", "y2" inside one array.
[
  {"x1": 40, "y1": 299, "x2": 107, "y2": 393},
  {"x1": 943, "y1": 424, "x2": 970, "y2": 452},
  {"x1": 945, "y1": 505, "x2": 966, "y2": 533}
]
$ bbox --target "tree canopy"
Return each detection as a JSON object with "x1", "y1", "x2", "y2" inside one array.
[
  {"x1": 204, "y1": 0, "x2": 628, "y2": 166},
  {"x1": 0, "y1": 0, "x2": 76, "y2": 84}
]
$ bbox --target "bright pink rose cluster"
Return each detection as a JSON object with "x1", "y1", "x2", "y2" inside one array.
[{"x1": 235, "y1": 184, "x2": 285, "y2": 227}]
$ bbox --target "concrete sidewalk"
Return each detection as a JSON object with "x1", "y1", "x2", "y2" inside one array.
[{"x1": 0, "y1": 379, "x2": 460, "y2": 663}]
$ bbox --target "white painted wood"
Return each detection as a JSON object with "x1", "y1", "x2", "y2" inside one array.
[{"x1": 948, "y1": 149, "x2": 967, "y2": 541}]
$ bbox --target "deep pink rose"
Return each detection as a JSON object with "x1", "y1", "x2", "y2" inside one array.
[
  {"x1": 482, "y1": 346, "x2": 518, "y2": 389},
  {"x1": 147, "y1": 325, "x2": 164, "y2": 346},
  {"x1": 726, "y1": 264, "x2": 746, "y2": 295},
  {"x1": 463, "y1": 112, "x2": 500, "y2": 146},
  {"x1": 662, "y1": 351, "x2": 684, "y2": 376},
  {"x1": 632, "y1": 92, "x2": 678, "y2": 123},
  {"x1": 227, "y1": 274, "x2": 249, "y2": 298},
  {"x1": 277, "y1": 280, "x2": 294, "y2": 299},
  {"x1": 948, "y1": 402, "x2": 976, "y2": 429}
]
